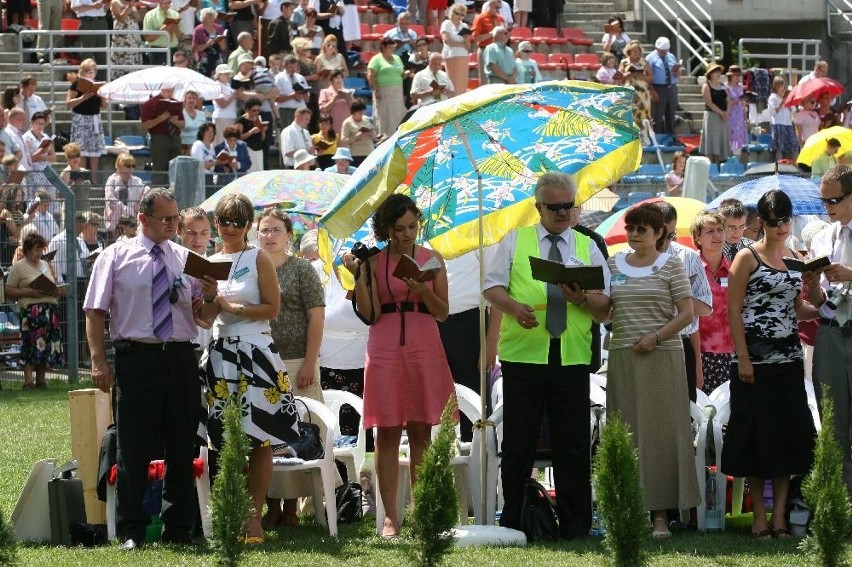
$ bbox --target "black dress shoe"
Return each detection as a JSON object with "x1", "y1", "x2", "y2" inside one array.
[{"x1": 119, "y1": 538, "x2": 142, "y2": 551}]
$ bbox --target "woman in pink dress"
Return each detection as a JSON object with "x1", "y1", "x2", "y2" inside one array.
[
  {"x1": 342, "y1": 193, "x2": 456, "y2": 539},
  {"x1": 725, "y1": 65, "x2": 748, "y2": 155}
]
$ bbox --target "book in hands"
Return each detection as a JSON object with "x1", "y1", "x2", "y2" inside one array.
[
  {"x1": 215, "y1": 11, "x2": 236, "y2": 22},
  {"x1": 529, "y1": 256, "x2": 605, "y2": 290},
  {"x1": 183, "y1": 250, "x2": 233, "y2": 280},
  {"x1": 155, "y1": 99, "x2": 184, "y2": 116},
  {"x1": 392, "y1": 254, "x2": 441, "y2": 282},
  {"x1": 458, "y1": 26, "x2": 472, "y2": 36},
  {"x1": 317, "y1": 68, "x2": 331, "y2": 79},
  {"x1": 230, "y1": 78, "x2": 252, "y2": 90},
  {"x1": 429, "y1": 80, "x2": 445, "y2": 90},
  {"x1": 76, "y1": 77, "x2": 105, "y2": 94},
  {"x1": 163, "y1": 16, "x2": 181, "y2": 25},
  {"x1": 359, "y1": 125, "x2": 373, "y2": 133},
  {"x1": 41, "y1": 250, "x2": 57, "y2": 262},
  {"x1": 216, "y1": 149, "x2": 233, "y2": 163},
  {"x1": 782, "y1": 255, "x2": 831, "y2": 272},
  {"x1": 5, "y1": 170, "x2": 25, "y2": 184},
  {"x1": 314, "y1": 139, "x2": 331, "y2": 151},
  {"x1": 86, "y1": 250, "x2": 101, "y2": 264},
  {"x1": 38, "y1": 135, "x2": 56, "y2": 149},
  {"x1": 29, "y1": 273, "x2": 60, "y2": 295}
]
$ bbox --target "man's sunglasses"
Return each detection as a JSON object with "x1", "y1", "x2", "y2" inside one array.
[
  {"x1": 820, "y1": 193, "x2": 851, "y2": 206},
  {"x1": 762, "y1": 216, "x2": 792, "y2": 228},
  {"x1": 216, "y1": 217, "x2": 248, "y2": 228},
  {"x1": 541, "y1": 201, "x2": 575, "y2": 213},
  {"x1": 169, "y1": 276, "x2": 183, "y2": 304}
]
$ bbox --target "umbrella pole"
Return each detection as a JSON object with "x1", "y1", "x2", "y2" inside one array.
[{"x1": 455, "y1": 122, "x2": 490, "y2": 525}]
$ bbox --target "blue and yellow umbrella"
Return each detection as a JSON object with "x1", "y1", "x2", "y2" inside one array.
[{"x1": 319, "y1": 80, "x2": 642, "y2": 264}]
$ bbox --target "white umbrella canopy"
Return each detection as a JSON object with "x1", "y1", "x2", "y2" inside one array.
[{"x1": 99, "y1": 67, "x2": 225, "y2": 103}]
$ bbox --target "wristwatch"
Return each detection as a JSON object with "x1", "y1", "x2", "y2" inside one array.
[
  {"x1": 203, "y1": 295, "x2": 216, "y2": 304},
  {"x1": 236, "y1": 304, "x2": 245, "y2": 317}
]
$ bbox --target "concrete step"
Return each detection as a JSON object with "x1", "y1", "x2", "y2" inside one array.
[{"x1": 561, "y1": 2, "x2": 621, "y2": 14}]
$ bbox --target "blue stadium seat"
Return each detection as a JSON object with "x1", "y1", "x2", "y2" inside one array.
[
  {"x1": 343, "y1": 76, "x2": 372, "y2": 99},
  {"x1": 636, "y1": 164, "x2": 665, "y2": 176},
  {"x1": 627, "y1": 191, "x2": 654, "y2": 205},
  {"x1": 719, "y1": 158, "x2": 745, "y2": 176},
  {"x1": 708, "y1": 163, "x2": 720, "y2": 177},
  {"x1": 116, "y1": 135, "x2": 150, "y2": 157}
]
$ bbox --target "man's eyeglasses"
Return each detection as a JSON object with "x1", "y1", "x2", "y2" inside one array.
[
  {"x1": 820, "y1": 193, "x2": 851, "y2": 206},
  {"x1": 217, "y1": 217, "x2": 248, "y2": 228},
  {"x1": 149, "y1": 214, "x2": 180, "y2": 225},
  {"x1": 541, "y1": 201, "x2": 575, "y2": 213},
  {"x1": 724, "y1": 223, "x2": 746, "y2": 233},
  {"x1": 762, "y1": 216, "x2": 792, "y2": 228},
  {"x1": 169, "y1": 276, "x2": 183, "y2": 304}
]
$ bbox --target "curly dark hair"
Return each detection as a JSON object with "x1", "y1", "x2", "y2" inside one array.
[
  {"x1": 372, "y1": 193, "x2": 421, "y2": 242},
  {"x1": 22, "y1": 232, "x2": 47, "y2": 254}
]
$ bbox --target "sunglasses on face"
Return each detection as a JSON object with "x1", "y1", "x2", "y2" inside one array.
[
  {"x1": 625, "y1": 225, "x2": 650, "y2": 234},
  {"x1": 762, "y1": 216, "x2": 792, "y2": 228},
  {"x1": 217, "y1": 217, "x2": 248, "y2": 228},
  {"x1": 820, "y1": 193, "x2": 851, "y2": 206},
  {"x1": 541, "y1": 201, "x2": 575, "y2": 213}
]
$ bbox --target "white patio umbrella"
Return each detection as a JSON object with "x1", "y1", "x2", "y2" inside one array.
[{"x1": 99, "y1": 67, "x2": 225, "y2": 103}]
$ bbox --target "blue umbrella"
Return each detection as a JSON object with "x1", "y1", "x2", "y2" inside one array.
[{"x1": 707, "y1": 175, "x2": 824, "y2": 216}]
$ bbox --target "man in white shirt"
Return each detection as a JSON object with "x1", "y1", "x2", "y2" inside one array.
[
  {"x1": 274, "y1": 55, "x2": 310, "y2": 128},
  {"x1": 803, "y1": 165, "x2": 852, "y2": 497},
  {"x1": 1, "y1": 108, "x2": 24, "y2": 165},
  {"x1": 479, "y1": 0, "x2": 513, "y2": 28},
  {"x1": 280, "y1": 107, "x2": 315, "y2": 168},
  {"x1": 410, "y1": 53, "x2": 455, "y2": 107},
  {"x1": 799, "y1": 60, "x2": 829, "y2": 85},
  {"x1": 18, "y1": 76, "x2": 48, "y2": 132},
  {"x1": 48, "y1": 213, "x2": 90, "y2": 284},
  {"x1": 70, "y1": 0, "x2": 109, "y2": 72}
]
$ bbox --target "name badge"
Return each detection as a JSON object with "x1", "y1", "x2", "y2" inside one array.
[
  {"x1": 719, "y1": 277, "x2": 728, "y2": 288},
  {"x1": 611, "y1": 274, "x2": 627, "y2": 286},
  {"x1": 233, "y1": 266, "x2": 250, "y2": 280}
]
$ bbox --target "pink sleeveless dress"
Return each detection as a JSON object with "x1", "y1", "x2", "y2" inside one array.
[{"x1": 362, "y1": 247, "x2": 456, "y2": 428}]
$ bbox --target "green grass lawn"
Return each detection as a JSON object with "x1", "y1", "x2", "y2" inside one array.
[{"x1": 0, "y1": 379, "x2": 841, "y2": 566}]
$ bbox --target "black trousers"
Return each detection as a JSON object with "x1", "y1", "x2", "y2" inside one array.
[
  {"x1": 437, "y1": 307, "x2": 483, "y2": 442},
  {"x1": 682, "y1": 336, "x2": 697, "y2": 403},
  {"x1": 499, "y1": 342, "x2": 591, "y2": 538},
  {"x1": 113, "y1": 344, "x2": 199, "y2": 540}
]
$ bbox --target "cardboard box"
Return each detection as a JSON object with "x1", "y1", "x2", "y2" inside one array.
[{"x1": 69, "y1": 389, "x2": 112, "y2": 524}]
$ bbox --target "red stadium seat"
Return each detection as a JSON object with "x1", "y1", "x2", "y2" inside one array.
[
  {"x1": 532, "y1": 27, "x2": 568, "y2": 46},
  {"x1": 509, "y1": 26, "x2": 532, "y2": 42},
  {"x1": 468, "y1": 51, "x2": 478, "y2": 70},
  {"x1": 574, "y1": 52, "x2": 601, "y2": 71},
  {"x1": 561, "y1": 27, "x2": 594, "y2": 47}
]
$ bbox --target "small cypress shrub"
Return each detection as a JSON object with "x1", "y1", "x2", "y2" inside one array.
[
  {"x1": 409, "y1": 396, "x2": 459, "y2": 567},
  {"x1": 801, "y1": 391, "x2": 851, "y2": 567},
  {"x1": 211, "y1": 398, "x2": 252, "y2": 567},
  {"x1": 593, "y1": 412, "x2": 647, "y2": 567},
  {"x1": 0, "y1": 506, "x2": 17, "y2": 566}
]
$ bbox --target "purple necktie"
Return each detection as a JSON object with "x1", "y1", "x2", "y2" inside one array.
[{"x1": 151, "y1": 244, "x2": 173, "y2": 342}]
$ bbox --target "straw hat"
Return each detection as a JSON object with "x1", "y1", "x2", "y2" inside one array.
[{"x1": 704, "y1": 63, "x2": 724, "y2": 78}]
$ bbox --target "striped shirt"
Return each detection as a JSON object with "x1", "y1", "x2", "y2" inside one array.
[
  {"x1": 607, "y1": 252, "x2": 692, "y2": 351},
  {"x1": 666, "y1": 241, "x2": 712, "y2": 336}
]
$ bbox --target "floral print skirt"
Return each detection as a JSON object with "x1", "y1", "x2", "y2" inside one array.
[
  {"x1": 19, "y1": 303, "x2": 64, "y2": 367},
  {"x1": 200, "y1": 333, "x2": 300, "y2": 451}
]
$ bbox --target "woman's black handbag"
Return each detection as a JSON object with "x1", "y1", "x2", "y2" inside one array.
[{"x1": 288, "y1": 399, "x2": 324, "y2": 461}]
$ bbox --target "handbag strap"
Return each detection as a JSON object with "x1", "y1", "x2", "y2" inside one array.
[{"x1": 294, "y1": 397, "x2": 313, "y2": 425}]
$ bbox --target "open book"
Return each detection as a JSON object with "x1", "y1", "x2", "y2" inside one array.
[
  {"x1": 782, "y1": 255, "x2": 831, "y2": 272},
  {"x1": 215, "y1": 11, "x2": 236, "y2": 22},
  {"x1": 76, "y1": 77, "x2": 105, "y2": 94},
  {"x1": 429, "y1": 80, "x2": 446, "y2": 90},
  {"x1": 155, "y1": 99, "x2": 184, "y2": 116},
  {"x1": 392, "y1": 254, "x2": 441, "y2": 282},
  {"x1": 314, "y1": 139, "x2": 331, "y2": 151},
  {"x1": 5, "y1": 171, "x2": 26, "y2": 184},
  {"x1": 38, "y1": 135, "x2": 56, "y2": 150},
  {"x1": 163, "y1": 16, "x2": 181, "y2": 25},
  {"x1": 216, "y1": 149, "x2": 233, "y2": 163},
  {"x1": 183, "y1": 250, "x2": 233, "y2": 280},
  {"x1": 230, "y1": 78, "x2": 252, "y2": 91},
  {"x1": 41, "y1": 250, "x2": 57, "y2": 262},
  {"x1": 30, "y1": 274, "x2": 67, "y2": 296},
  {"x1": 529, "y1": 256, "x2": 605, "y2": 290},
  {"x1": 458, "y1": 26, "x2": 472, "y2": 36}
]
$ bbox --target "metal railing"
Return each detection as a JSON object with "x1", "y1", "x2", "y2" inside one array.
[
  {"x1": 826, "y1": 0, "x2": 852, "y2": 37},
  {"x1": 736, "y1": 38, "x2": 821, "y2": 85},
  {"x1": 17, "y1": 29, "x2": 172, "y2": 139},
  {"x1": 639, "y1": 0, "x2": 715, "y2": 76}
]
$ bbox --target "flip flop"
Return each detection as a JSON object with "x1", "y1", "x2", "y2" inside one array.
[
  {"x1": 773, "y1": 528, "x2": 791, "y2": 539},
  {"x1": 753, "y1": 529, "x2": 773, "y2": 540}
]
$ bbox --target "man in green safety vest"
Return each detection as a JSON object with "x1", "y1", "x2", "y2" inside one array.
[{"x1": 483, "y1": 171, "x2": 611, "y2": 539}]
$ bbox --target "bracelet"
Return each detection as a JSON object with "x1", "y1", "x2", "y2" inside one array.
[
  {"x1": 655, "y1": 331, "x2": 662, "y2": 345},
  {"x1": 574, "y1": 294, "x2": 588, "y2": 308}
]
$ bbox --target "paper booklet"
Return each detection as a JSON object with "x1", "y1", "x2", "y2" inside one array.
[
  {"x1": 38, "y1": 135, "x2": 56, "y2": 149},
  {"x1": 528, "y1": 256, "x2": 605, "y2": 290},
  {"x1": 392, "y1": 254, "x2": 441, "y2": 282},
  {"x1": 183, "y1": 250, "x2": 232, "y2": 280},
  {"x1": 6, "y1": 170, "x2": 26, "y2": 184},
  {"x1": 215, "y1": 149, "x2": 233, "y2": 162},
  {"x1": 782, "y1": 255, "x2": 831, "y2": 272}
]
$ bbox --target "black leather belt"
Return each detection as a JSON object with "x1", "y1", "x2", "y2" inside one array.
[
  {"x1": 114, "y1": 340, "x2": 193, "y2": 352},
  {"x1": 820, "y1": 317, "x2": 852, "y2": 329},
  {"x1": 380, "y1": 302, "x2": 429, "y2": 315}
]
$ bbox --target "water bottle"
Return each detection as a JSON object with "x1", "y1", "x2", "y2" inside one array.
[{"x1": 705, "y1": 474, "x2": 723, "y2": 530}]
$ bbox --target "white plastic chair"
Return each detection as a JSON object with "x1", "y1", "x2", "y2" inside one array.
[
  {"x1": 695, "y1": 388, "x2": 713, "y2": 410},
  {"x1": 321, "y1": 389, "x2": 367, "y2": 483},
  {"x1": 711, "y1": 401, "x2": 743, "y2": 528},
  {"x1": 689, "y1": 401, "x2": 708, "y2": 531},
  {"x1": 709, "y1": 381, "x2": 730, "y2": 407},
  {"x1": 268, "y1": 396, "x2": 339, "y2": 537},
  {"x1": 106, "y1": 448, "x2": 212, "y2": 541}
]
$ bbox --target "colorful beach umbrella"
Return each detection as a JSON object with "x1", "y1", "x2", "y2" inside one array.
[
  {"x1": 784, "y1": 77, "x2": 844, "y2": 107},
  {"x1": 706, "y1": 175, "x2": 823, "y2": 216},
  {"x1": 199, "y1": 170, "x2": 349, "y2": 215},
  {"x1": 319, "y1": 80, "x2": 642, "y2": 260},
  {"x1": 595, "y1": 196, "x2": 706, "y2": 250},
  {"x1": 796, "y1": 126, "x2": 852, "y2": 167}
]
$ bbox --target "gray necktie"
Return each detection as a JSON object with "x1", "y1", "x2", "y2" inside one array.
[
  {"x1": 836, "y1": 226, "x2": 852, "y2": 325},
  {"x1": 545, "y1": 234, "x2": 567, "y2": 337}
]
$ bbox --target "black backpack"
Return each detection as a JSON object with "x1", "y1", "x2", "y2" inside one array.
[
  {"x1": 335, "y1": 481, "x2": 363, "y2": 523},
  {"x1": 519, "y1": 478, "x2": 559, "y2": 542}
]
